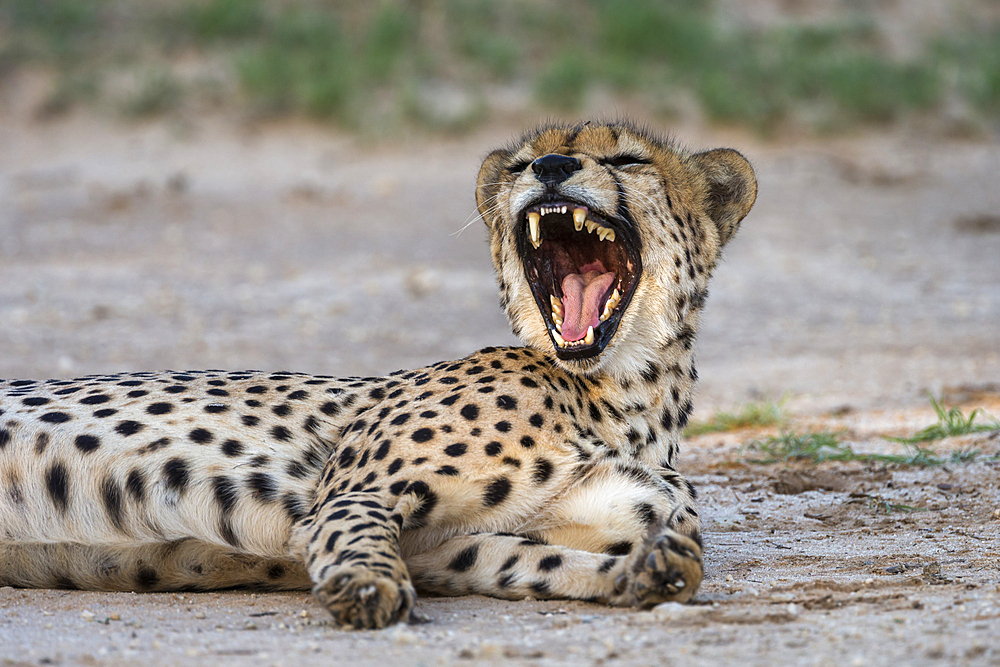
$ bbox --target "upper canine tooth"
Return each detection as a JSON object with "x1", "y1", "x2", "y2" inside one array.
[
  {"x1": 573, "y1": 208, "x2": 586, "y2": 231},
  {"x1": 527, "y1": 212, "x2": 541, "y2": 248},
  {"x1": 585, "y1": 219, "x2": 597, "y2": 234},
  {"x1": 584, "y1": 326, "x2": 595, "y2": 345}
]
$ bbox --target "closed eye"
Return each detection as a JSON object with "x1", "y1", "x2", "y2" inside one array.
[
  {"x1": 508, "y1": 160, "x2": 532, "y2": 173},
  {"x1": 601, "y1": 155, "x2": 650, "y2": 168}
]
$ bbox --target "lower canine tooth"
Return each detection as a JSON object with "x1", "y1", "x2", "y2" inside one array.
[
  {"x1": 584, "y1": 326, "x2": 594, "y2": 345},
  {"x1": 573, "y1": 208, "x2": 586, "y2": 231},
  {"x1": 552, "y1": 330, "x2": 566, "y2": 347}
]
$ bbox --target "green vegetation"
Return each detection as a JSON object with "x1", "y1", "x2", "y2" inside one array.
[
  {"x1": 684, "y1": 399, "x2": 786, "y2": 436},
  {"x1": 2, "y1": 0, "x2": 999, "y2": 133},
  {"x1": 742, "y1": 430, "x2": 982, "y2": 467},
  {"x1": 890, "y1": 395, "x2": 1000, "y2": 444}
]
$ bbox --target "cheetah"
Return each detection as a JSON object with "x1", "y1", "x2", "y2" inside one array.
[{"x1": 0, "y1": 121, "x2": 756, "y2": 629}]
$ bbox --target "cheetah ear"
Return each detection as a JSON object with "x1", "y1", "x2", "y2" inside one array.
[
  {"x1": 689, "y1": 148, "x2": 758, "y2": 246},
  {"x1": 476, "y1": 149, "x2": 510, "y2": 228}
]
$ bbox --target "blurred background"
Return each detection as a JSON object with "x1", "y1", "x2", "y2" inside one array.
[{"x1": 1, "y1": 0, "x2": 998, "y2": 416}]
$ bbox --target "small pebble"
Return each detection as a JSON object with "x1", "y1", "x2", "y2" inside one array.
[
  {"x1": 80, "y1": 610, "x2": 95, "y2": 622},
  {"x1": 109, "y1": 612, "x2": 121, "y2": 621}
]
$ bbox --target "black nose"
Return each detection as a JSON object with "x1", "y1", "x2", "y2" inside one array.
[{"x1": 532, "y1": 154, "x2": 582, "y2": 185}]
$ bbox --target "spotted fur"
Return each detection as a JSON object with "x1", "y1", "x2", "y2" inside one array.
[{"x1": 0, "y1": 121, "x2": 756, "y2": 629}]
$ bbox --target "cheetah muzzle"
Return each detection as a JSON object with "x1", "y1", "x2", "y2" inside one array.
[{"x1": 1, "y1": 120, "x2": 756, "y2": 630}]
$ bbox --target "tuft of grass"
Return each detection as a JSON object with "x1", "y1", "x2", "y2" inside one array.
[
  {"x1": 891, "y1": 394, "x2": 1000, "y2": 444},
  {"x1": 120, "y1": 70, "x2": 184, "y2": 118},
  {"x1": 743, "y1": 431, "x2": 980, "y2": 467},
  {"x1": 684, "y1": 399, "x2": 786, "y2": 437}
]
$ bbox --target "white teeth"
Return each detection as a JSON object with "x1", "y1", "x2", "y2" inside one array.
[
  {"x1": 584, "y1": 326, "x2": 595, "y2": 345},
  {"x1": 549, "y1": 295, "x2": 563, "y2": 316},
  {"x1": 573, "y1": 208, "x2": 586, "y2": 231},
  {"x1": 552, "y1": 329, "x2": 566, "y2": 347},
  {"x1": 585, "y1": 219, "x2": 598, "y2": 233},
  {"x1": 603, "y1": 229, "x2": 615, "y2": 242},
  {"x1": 527, "y1": 212, "x2": 541, "y2": 248},
  {"x1": 600, "y1": 289, "x2": 622, "y2": 322}
]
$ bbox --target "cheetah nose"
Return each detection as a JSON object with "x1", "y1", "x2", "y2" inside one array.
[{"x1": 532, "y1": 154, "x2": 582, "y2": 185}]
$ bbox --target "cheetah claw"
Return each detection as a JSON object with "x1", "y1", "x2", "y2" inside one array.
[{"x1": 615, "y1": 527, "x2": 703, "y2": 608}]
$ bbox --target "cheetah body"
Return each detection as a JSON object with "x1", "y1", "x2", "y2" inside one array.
[{"x1": 0, "y1": 122, "x2": 756, "y2": 628}]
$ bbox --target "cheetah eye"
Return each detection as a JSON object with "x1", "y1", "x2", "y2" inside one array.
[
  {"x1": 601, "y1": 155, "x2": 650, "y2": 168},
  {"x1": 508, "y1": 160, "x2": 533, "y2": 173}
]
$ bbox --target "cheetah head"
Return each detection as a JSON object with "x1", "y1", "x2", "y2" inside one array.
[{"x1": 477, "y1": 121, "x2": 757, "y2": 376}]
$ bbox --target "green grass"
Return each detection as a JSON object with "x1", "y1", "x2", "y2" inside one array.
[
  {"x1": 891, "y1": 395, "x2": 1000, "y2": 444},
  {"x1": 2, "y1": 0, "x2": 999, "y2": 133},
  {"x1": 684, "y1": 399, "x2": 786, "y2": 436},
  {"x1": 742, "y1": 431, "x2": 980, "y2": 467}
]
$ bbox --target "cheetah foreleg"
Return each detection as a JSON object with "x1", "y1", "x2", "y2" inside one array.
[{"x1": 291, "y1": 491, "x2": 417, "y2": 629}]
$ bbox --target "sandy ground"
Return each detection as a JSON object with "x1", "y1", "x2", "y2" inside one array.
[{"x1": 1, "y1": 104, "x2": 999, "y2": 665}]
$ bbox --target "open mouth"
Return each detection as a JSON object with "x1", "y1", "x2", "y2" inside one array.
[{"x1": 519, "y1": 199, "x2": 642, "y2": 360}]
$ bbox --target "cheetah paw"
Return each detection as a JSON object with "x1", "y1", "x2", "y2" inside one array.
[
  {"x1": 313, "y1": 568, "x2": 415, "y2": 629},
  {"x1": 614, "y1": 528, "x2": 703, "y2": 608}
]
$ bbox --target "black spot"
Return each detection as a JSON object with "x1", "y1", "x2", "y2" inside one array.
[
  {"x1": 246, "y1": 385, "x2": 268, "y2": 394},
  {"x1": 320, "y1": 401, "x2": 340, "y2": 416},
  {"x1": 439, "y1": 394, "x2": 460, "y2": 406},
  {"x1": 248, "y1": 472, "x2": 278, "y2": 502},
  {"x1": 189, "y1": 428, "x2": 213, "y2": 444},
  {"x1": 660, "y1": 408, "x2": 674, "y2": 430},
  {"x1": 40, "y1": 412, "x2": 71, "y2": 424},
  {"x1": 163, "y1": 386, "x2": 186, "y2": 394},
  {"x1": 499, "y1": 555, "x2": 519, "y2": 572},
  {"x1": 588, "y1": 402, "x2": 603, "y2": 423},
  {"x1": 519, "y1": 435, "x2": 535, "y2": 449},
  {"x1": 390, "y1": 413, "x2": 411, "y2": 426},
  {"x1": 241, "y1": 415, "x2": 260, "y2": 427},
  {"x1": 204, "y1": 403, "x2": 228, "y2": 414},
  {"x1": 74, "y1": 434, "x2": 100, "y2": 454},
  {"x1": 79, "y1": 394, "x2": 110, "y2": 405},
  {"x1": 538, "y1": 555, "x2": 562, "y2": 572},
  {"x1": 436, "y1": 465, "x2": 459, "y2": 476},
  {"x1": 529, "y1": 581, "x2": 551, "y2": 595},
  {"x1": 34, "y1": 432, "x2": 49, "y2": 454},
  {"x1": 115, "y1": 420, "x2": 144, "y2": 437},
  {"x1": 598, "y1": 557, "x2": 617, "y2": 574},
  {"x1": 267, "y1": 563, "x2": 286, "y2": 580},
  {"x1": 163, "y1": 458, "x2": 190, "y2": 495},
  {"x1": 0, "y1": 429, "x2": 9, "y2": 449},
  {"x1": 389, "y1": 480, "x2": 408, "y2": 495},
  {"x1": 496, "y1": 395, "x2": 517, "y2": 410},
  {"x1": 498, "y1": 573, "x2": 515, "y2": 589},
  {"x1": 207, "y1": 388, "x2": 229, "y2": 398},
  {"x1": 448, "y1": 545, "x2": 480, "y2": 572},
  {"x1": 605, "y1": 541, "x2": 633, "y2": 556},
  {"x1": 101, "y1": 476, "x2": 126, "y2": 531},
  {"x1": 404, "y1": 480, "x2": 438, "y2": 527},
  {"x1": 635, "y1": 502, "x2": 657, "y2": 526},
  {"x1": 369, "y1": 387, "x2": 385, "y2": 400},
  {"x1": 411, "y1": 428, "x2": 434, "y2": 443},
  {"x1": 520, "y1": 377, "x2": 538, "y2": 389},
  {"x1": 420, "y1": 410, "x2": 438, "y2": 419},
  {"x1": 46, "y1": 463, "x2": 70, "y2": 513},
  {"x1": 324, "y1": 531, "x2": 342, "y2": 553},
  {"x1": 529, "y1": 413, "x2": 544, "y2": 428},
  {"x1": 460, "y1": 404, "x2": 479, "y2": 420},
  {"x1": 532, "y1": 458, "x2": 553, "y2": 484},
  {"x1": 22, "y1": 396, "x2": 51, "y2": 406},
  {"x1": 126, "y1": 469, "x2": 146, "y2": 502},
  {"x1": 272, "y1": 404, "x2": 292, "y2": 417},
  {"x1": 483, "y1": 477, "x2": 511, "y2": 507},
  {"x1": 373, "y1": 440, "x2": 391, "y2": 460},
  {"x1": 484, "y1": 441, "x2": 502, "y2": 456},
  {"x1": 270, "y1": 425, "x2": 293, "y2": 442},
  {"x1": 212, "y1": 475, "x2": 239, "y2": 515},
  {"x1": 338, "y1": 447, "x2": 356, "y2": 469},
  {"x1": 494, "y1": 421, "x2": 511, "y2": 433},
  {"x1": 127, "y1": 390, "x2": 149, "y2": 398},
  {"x1": 444, "y1": 442, "x2": 467, "y2": 457},
  {"x1": 501, "y1": 456, "x2": 521, "y2": 468},
  {"x1": 135, "y1": 567, "x2": 159, "y2": 589},
  {"x1": 221, "y1": 439, "x2": 244, "y2": 457},
  {"x1": 387, "y1": 458, "x2": 404, "y2": 476},
  {"x1": 146, "y1": 402, "x2": 174, "y2": 415},
  {"x1": 93, "y1": 409, "x2": 117, "y2": 418}
]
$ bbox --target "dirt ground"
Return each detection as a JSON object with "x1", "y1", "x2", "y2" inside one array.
[{"x1": 1, "y1": 98, "x2": 999, "y2": 665}]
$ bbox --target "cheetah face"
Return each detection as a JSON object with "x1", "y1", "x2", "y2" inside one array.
[{"x1": 477, "y1": 121, "x2": 757, "y2": 375}]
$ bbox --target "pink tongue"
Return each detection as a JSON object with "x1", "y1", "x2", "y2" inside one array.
[{"x1": 560, "y1": 268, "x2": 616, "y2": 342}]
